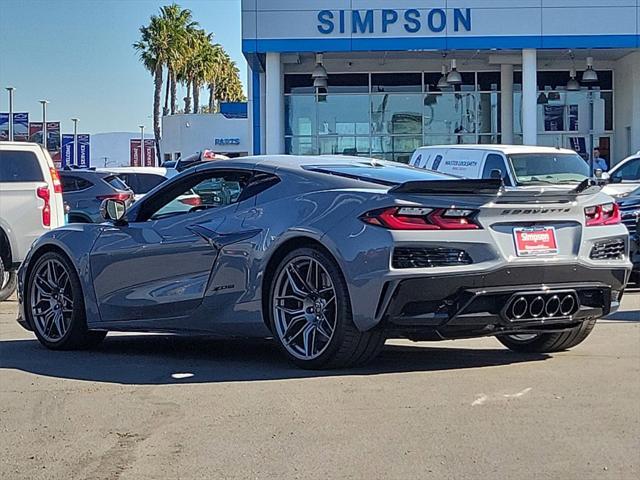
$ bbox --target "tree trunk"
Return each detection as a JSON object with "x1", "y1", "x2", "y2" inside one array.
[
  {"x1": 193, "y1": 81, "x2": 200, "y2": 114},
  {"x1": 153, "y1": 63, "x2": 163, "y2": 164},
  {"x1": 184, "y1": 80, "x2": 192, "y2": 114},
  {"x1": 163, "y1": 66, "x2": 171, "y2": 116},
  {"x1": 170, "y1": 70, "x2": 177, "y2": 114},
  {"x1": 208, "y1": 82, "x2": 216, "y2": 112}
]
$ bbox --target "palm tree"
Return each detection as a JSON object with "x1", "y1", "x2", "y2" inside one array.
[
  {"x1": 158, "y1": 4, "x2": 198, "y2": 115},
  {"x1": 177, "y1": 29, "x2": 220, "y2": 114},
  {"x1": 134, "y1": 15, "x2": 170, "y2": 151},
  {"x1": 207, "y1": 51, "x2": 246, "y2": 112}
]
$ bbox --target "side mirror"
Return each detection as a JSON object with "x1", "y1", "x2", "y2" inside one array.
[
  {"x1": 100, "y1": 199, "x2": 127, "y2": 224},
  {"x1": 490, "y1": 168, "x2": 503, "y2": 180},
  {"x1": 594, "y1": 168, "x2": 603, "y2": 179}
]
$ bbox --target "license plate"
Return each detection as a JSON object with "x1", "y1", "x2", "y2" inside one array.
[{"x1": 513, "y1": 227, "x2": 558, "y2": 257}]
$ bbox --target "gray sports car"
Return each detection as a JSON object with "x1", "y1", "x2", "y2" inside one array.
[{"x1": 16, "y1": 156, "x2": 632, "y2": 369}]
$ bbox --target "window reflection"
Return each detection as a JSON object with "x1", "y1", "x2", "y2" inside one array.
[{"x1": 371, "y1": 94, "x2": 423, "y2": 135}]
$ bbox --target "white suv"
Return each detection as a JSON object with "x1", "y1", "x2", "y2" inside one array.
[{"x1": 0, "y1": 142, "x2": 65, "y2": 300}]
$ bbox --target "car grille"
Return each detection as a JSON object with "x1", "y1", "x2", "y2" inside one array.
[
  {"x1": 590, "y1": 238, "x2": 626, "y2": 261},
  {"x1": 620, "y1": 208, "x2": 639, "y2": 236},
  {"x1": 393, "y1": 247, "x2": 472, "y2": 269}
]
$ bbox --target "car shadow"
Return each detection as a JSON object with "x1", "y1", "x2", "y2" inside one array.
[{"x1": 0, "y1": 335, "x2": 549, "y2": 385}]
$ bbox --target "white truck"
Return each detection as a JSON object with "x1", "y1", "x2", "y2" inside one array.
[{"x1": 0, "y1": 142, "x2": 65, "y2": 300}]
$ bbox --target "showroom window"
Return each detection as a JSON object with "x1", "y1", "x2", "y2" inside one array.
[{"x1": 283, "y1": 70, "x2": 612, "y2": 162}]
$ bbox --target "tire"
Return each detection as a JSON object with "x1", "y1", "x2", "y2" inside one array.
[
  {"x1": 0, "y1": 257, "x2": 18, "y2": 302},
  {"x1": 267, "y1": 246, "x2": 385, "y2": 369},
  {"x1": 26, "y1": 251, "x2": 106, "y2": 350},
  {"x1": 497, "y1": 319, "x2": 597, "y2": 353}
]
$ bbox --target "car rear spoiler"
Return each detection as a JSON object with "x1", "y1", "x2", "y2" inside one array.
[{"x1": 389, "y1": 178, "x2": 602, "y2": 201}]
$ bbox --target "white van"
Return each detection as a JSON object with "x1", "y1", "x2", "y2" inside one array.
[{"x1": 409, "y1": 145, "x2": 592, "y2": 187}]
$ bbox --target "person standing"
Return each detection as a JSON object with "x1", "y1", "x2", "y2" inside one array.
[{"x1": 593, "y1": 147, "x2": 608, "y2": 172}]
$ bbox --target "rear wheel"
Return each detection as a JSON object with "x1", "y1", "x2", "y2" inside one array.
[
  {"x1": 497, "y1": 319, "x2": 597, "y2": 353},
  {"x1": 0, "y1": 257, "x2": 18, "y2": 301},
  {"x1": 26, "y1": 252, "x2": 106, "y2": 350},
  {"x1": 268, "y1": 247, "x2": 385, "y2": 369}
]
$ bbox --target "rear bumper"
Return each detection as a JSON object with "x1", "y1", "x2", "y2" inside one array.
[{"x1": 380, "y1": 264, "x2": 628, "y2": 339}]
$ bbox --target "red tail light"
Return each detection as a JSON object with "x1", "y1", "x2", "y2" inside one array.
[
  {"x1": 585, "y1": 202, "x2": 621, "y2": 226},
  {"x1": 361, "y1": 207, "x2": 480, "y2": 230},
  {"x1": 37, "y1": 186, "x2": 51, "y2": 227},
  {"x1": 50, "y1": 168, "x2": 62, "y2": 193},
  {"x1": 96, "y1": 192, "x2": 132, "y2": 202},
  {"x1": 178, "y1": 196, "x2": 202, "y2": 206}
]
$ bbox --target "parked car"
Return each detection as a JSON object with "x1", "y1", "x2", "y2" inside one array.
[
  {"x1": 409, "y1": 145, "x2": 591, "y2": 187},
  {"x1": 163, "y1": 150, "x2": 230, "y2": 176},
  {"x1": 97, "y1": 167, "x2": 176, "y2": 201},
  {"x1": 617, "y1": 186, "x2": 640, "y2": 282},
  {"x1": 602, "y1": 151, "x2": 640, "y2": 197},
  {"x1": 59, "y1": 169, "x2": 133, "y2": 223},
  {"x1": 16, "y1": 156, "x2": 631, "y2": 368},
  {"x1": 0, "y1": 142, "x2": 65, "y2": 301}
]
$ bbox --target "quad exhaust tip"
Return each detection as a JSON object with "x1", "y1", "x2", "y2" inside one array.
[{"x1": 507, "y1": 292, "x2": 578, "y2": 321}]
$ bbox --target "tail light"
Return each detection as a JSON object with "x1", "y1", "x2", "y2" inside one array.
[
  {"x1": 49, "y1": 168, "x2": 62, "y2": 193},
  {"x1": 585, "y1": 202, "x2": 621, "y2": 226},
  {"x1": 361, "y1": 207, "x2": 480, "y2": 230},
  {"x1": 96, "y1": 192, "x2": 132, "y2": 202},
  {"x1": 179, "y1": 196, "x2": 202, "y2": 206},
  {"x1": 37, "y1": 186, "x2": 51, "y2": 227}
]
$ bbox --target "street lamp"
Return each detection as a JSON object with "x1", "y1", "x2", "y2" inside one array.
[
  {"x1": 71, "y1": 118, "x2": 79, "y2": 166},
  {"x1": 6, "y1": 87, "x2": 15, "y2": 141},
  {"x1": 39, "y1": 100, "x2": 49, "y2": 150},
  {"x1": 139, "y1": 125, "x2": 145, "y2": 166}
]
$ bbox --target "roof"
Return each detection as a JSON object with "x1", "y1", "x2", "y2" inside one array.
[
  {"x1": 415, "y1": 144, "x2": 578, "y2": 155},
  {"x1": 97, "y1": 166, "x2": 170, "y2": 176}
]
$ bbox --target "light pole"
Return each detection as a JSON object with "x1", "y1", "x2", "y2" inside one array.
[
  {"x1": 6, "y1": 87, "x2": 15, "y2": 141},
  {"x1": 139, "y1": 125, "x2": 145, "y2": 166},
  {"x1": 39, "y1": 100, "x2": 49, "y2": 150},
  {"x1": 71, "y1": 118, "x2": 79, "y2": 166}
]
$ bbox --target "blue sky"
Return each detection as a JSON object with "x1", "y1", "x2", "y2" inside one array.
[{"x1": 0, "y1": 0, "x2": 246, "y2": 135}]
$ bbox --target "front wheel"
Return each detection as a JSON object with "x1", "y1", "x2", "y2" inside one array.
[
  {"x1": 268, "y1": 247, "x2": 385, "y2": 369},
  {"x1": 26, "y1": 252, "x2": 106, "y2": 350},
  {"x1": 497, "y1": 319, "x2": 597, "y2": 353}
]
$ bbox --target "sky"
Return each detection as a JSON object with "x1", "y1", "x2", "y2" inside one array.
[{"x1": 0, "y1": 0, "x2": 246, "y2": 135}]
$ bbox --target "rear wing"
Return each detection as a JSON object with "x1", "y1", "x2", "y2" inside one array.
[{"x1": 389, "y1": 178, "x2": 602, "y2": 202}]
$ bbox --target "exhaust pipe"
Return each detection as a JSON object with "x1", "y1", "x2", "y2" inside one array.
[
  {"x1": 545, "y1": 295, "x2": 561, "y2": 317},
  {"x1": 560, "y1": 295, "x2": 576, "y2": 316},
  {"x1": 511, "y1": 297, "x2": 528, "y2": 319},
  {"x1": 529, "y1": 296, "x2": 545, "y2": 318}
]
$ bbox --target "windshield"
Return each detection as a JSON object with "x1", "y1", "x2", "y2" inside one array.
[{"x1": 508, "y1": 153, "x2": 590, "y2": 185}]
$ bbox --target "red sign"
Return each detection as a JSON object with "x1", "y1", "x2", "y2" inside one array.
[
  {"x1": 28, "y1": 122, "x2": 43, "y2": 143},
  {"x1": 130, "y1": 139, "x2": 155, "y2": 167},
  {"x1": 514, "y1": 227, "x2": 558, "y2": 257}
]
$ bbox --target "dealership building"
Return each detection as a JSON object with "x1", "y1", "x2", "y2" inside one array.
[{"x1": 242, "y1": 1, "x2": 640, "y2": 166}]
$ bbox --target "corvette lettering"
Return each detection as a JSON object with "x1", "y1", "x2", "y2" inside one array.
[{"x1": 501, "y1": 208, "x2": 571, "y2": 215}]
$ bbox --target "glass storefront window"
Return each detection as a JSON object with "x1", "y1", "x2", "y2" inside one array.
[
  {"x1": 318, "y1": 136, "x2": 370, "y2": 156},
  {"x1": 285, "y1": 95, "x2": 316, "y2": 136},
  {"x1": 371, "y1": 94, "x2": 423, "y2": 135},
  {"x1": 318, "y1": 95, "x2": 370, "y2": 136},
  {"x1": 285, "y1": 136, "x2": 316, "y2": 155},
  {"x1": 371, "y1": 73, "x2": 422, "y2": 93},
  {"x1": 477, "y1": 93, "x2": 500, "y2": 134},
  {"x1": 423, "y1": 93, "x2": 477, "y2": 136},
  {"x1": 423, "y1": 134, "x2": 477, "y2": 146}
]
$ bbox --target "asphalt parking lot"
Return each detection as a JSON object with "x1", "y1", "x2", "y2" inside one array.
[{"x1": 1, "y1": 290, "x2": 638, "y2": 480}]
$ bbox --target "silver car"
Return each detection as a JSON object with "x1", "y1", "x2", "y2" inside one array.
[{"x1": 16, "y1": 156, "x2": 632, "y2": 369}]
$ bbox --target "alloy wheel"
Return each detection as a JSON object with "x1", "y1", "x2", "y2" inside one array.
[
  {"x1": 273, "y1": 256, "x2": 337, "y2": 360},
  {"x1": 30, "y1": 258, "x2": 74, "y2": 342}
]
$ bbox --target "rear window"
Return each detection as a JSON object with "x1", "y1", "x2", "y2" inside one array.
[
  {"x1": 0, "y1": 150, "x2": 44, "y2": 182},
  {"x1": 60, "y1": 175, "x2": 93, "y2": 192},
  {"x1": 134, "y1": 174, "x2": 166, "y2": 194},
  {"x1": 306, "y1": 162, "x2": 453, "y2": 186},
  {"x1": 104, "y1": 175, "x2": 130, "y2": 191},
  {"x1": 508, "y1": 153, "x2": 590, "y2": 185}
]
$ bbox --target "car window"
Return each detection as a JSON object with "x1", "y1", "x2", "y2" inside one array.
[
  {"x1": 60, "y1": 175, "x2": 93, "y2": 192},
  {"x1": 104, "y1": 175, "x2": 130, "y2": 191},
  {"x1": 508, "y1": 153, "x2": 590, "y2": 185},
  {"x1": 306, "y1": 162, "x2": 454, "y2": 186},
  {"x1": 135, "y1": 174, "x2": 166, "y2": 194},
  {"x1": 138, "y1": 170, "x2": 252, "y2": 221},
  {"x1": 612, "y1": 159, "x2": 640, "y2": 182},
  {"x1": 0, "y1": 150, "x2": 44, "y2": 182},
  {"x1": 481, "y1": 154, "x2": 512, "y2": 186}
]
